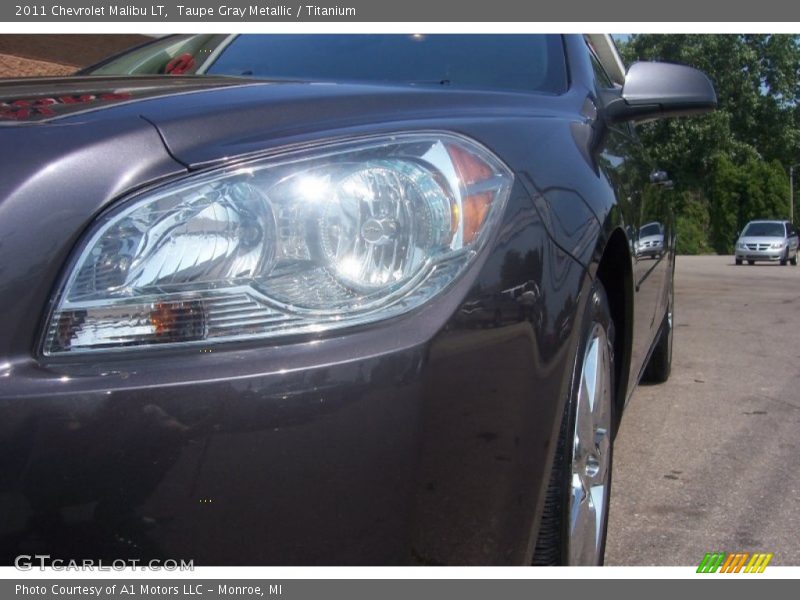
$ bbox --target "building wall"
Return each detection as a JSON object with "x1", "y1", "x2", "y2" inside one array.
[{"x1": 0, "y1": 34, "x2": 151, "y2": 77}]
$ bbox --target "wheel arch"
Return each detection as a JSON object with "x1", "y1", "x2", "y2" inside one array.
[{"x1": 594, "y1": 227, "x2": 634, "y2": 425}]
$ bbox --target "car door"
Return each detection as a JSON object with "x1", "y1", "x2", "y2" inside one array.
[
  {"x1": 589, "y1": 47, "x2": 671, "y2": 383},
  {"x1": 786, "y1": 222, "x2": 798, "y2": 255},
  {"x1": 638, "y1": 173, "x2": 674, "y2": 329}
]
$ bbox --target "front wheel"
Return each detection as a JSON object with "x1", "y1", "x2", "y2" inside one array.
[
  {"x1": 735, "y1": 258, "x2": 743, "y2": 265},
  {"x1": 533, "y1": 280, "x2": 615, "y2": 565}
]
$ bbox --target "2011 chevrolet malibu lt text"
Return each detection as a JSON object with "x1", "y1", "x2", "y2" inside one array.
[{"x1": 0, "y1": 34, "x2": 716, "y2": 565}]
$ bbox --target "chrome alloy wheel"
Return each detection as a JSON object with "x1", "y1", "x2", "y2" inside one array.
[{"x1": 567, "y1": 322, "x2": 612, "y2": 565}]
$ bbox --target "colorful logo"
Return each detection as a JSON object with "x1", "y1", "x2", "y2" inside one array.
[{"x1": 697, "y1": 552, "x2": 773, "y2": 573}]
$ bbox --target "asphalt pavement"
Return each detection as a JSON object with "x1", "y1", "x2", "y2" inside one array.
[{"x1": 605, "y1": 254, "x2": 800, "y2": 566}]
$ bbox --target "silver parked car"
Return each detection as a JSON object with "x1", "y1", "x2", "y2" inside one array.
[
  {"x1": 735, "y1": 220, "x2": 799, "y2": 265},
  {"x1": 636, "y1": 222, "x2": 665, "y2": 259}
]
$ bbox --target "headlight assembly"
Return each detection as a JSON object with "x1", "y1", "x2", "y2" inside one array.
[{"x1": 43, "y1": 133, "x2": 512, "y2": 354}]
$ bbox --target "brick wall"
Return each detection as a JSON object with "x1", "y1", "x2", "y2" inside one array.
[{"x1": 0, "y1": 34, "x2": 151, "y2": 77}]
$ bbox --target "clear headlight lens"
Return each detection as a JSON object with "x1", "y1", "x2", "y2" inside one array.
[
  {"x1": 44, "y1": 133, "x2": 512, "y2": 354},
  {"x1": 771, "y1": 242, "x2": 785, "y2": 249}
]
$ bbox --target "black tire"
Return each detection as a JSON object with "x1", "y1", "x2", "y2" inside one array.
[
  {"x1": 642, "y1": 283, "x2": 673, "y2": 384},
  {"x1": 735, "y1": 258, "x2": 743, "y2": 265},
  {"x1": 532, "y1": 280, "x2": 615, "y2": 566},
  {"x1": 791, "y1": 255, "x2": 798, "y2": 266},
  {"x1": 748, "y1": 260, "x2": 755, "y2": 265}
]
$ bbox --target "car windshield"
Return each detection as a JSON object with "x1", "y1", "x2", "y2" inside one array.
[
  {"x1": 640, "y1": 224, "x2": 662, "y2": 237},
  {"x1": 86, "y1": 34, "x2": 568, "y2": 94},
  {"x1": 742, "y1": 222, "x2": 786, "y2": 237}
]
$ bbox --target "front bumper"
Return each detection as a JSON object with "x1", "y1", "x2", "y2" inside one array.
[
  {"x1": 0, "y1": 300, "x2": 576, "y2": 567},
  {"x1": 735, "y1": 249, "x2": 784, "y2": 261},
  {"x1": 638, "y1": 248, "x2": 662, "y2": 258}
]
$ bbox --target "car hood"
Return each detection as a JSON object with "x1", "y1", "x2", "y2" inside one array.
[
  {"x1": 0, "y1": 74, "x2": 570, "y2": 167},
  {"x1": 737, "y1": 236, "x2": 786, "y2": 245}
]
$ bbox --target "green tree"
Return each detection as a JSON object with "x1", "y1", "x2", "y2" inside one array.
[
  {"x1": 708, "y1": 155, "x2": 789, "y2": 253},
  {"x1": 708, "y1": 154, "x2": 741, "y2": 253},
  {"x1": 617, "y1": 34, "x2": 800, "y2": 253},
  {"x1": 674, "y1": 191, "x2": 712, "y2": 255}
]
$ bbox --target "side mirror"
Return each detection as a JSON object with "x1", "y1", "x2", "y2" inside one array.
[
  {"x1": 650, "y1": 170, "x2": 669, "y2": 184},
  {"x1": 650, "y1": 170, "x2": 674, "y2": 188},
  {"x1": 605, "y1": 62, "x2": 717, "y2": 123}
]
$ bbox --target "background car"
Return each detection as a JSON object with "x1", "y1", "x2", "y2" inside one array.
[
  {"x1": 735, "y1": 220, "x2": 798, "y2": 265},
  {"x1": 635, "y1": 222, "x2": 665, "y2": 259},
  {"x1": 0, "y1": 34, "x2": 715, "y2": 565}
]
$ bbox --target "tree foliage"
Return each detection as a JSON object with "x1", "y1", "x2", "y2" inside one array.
[
  {"x1": 618, "y1": 35, "x2": 799, "y2": 253},
  {"x1": 674, "y1": 191, "x2": 712, "y2": 255}
]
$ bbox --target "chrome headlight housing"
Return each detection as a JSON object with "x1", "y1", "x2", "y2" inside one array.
[{"x1": 44, "y1": 133, "x2": 512, "y2": 354}]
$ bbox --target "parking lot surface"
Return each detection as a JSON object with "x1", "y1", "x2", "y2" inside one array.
[{"x1": 605, "y1": 255, "x2": 800, "y2": 565}]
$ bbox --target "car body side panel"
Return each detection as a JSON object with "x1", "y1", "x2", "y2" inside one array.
[
  {"x1": 598, "y1": 126, "x2": 667, "y2": 388},
  {"x1": 562, "y1": 33, "x2": 673, "y2": 391}
]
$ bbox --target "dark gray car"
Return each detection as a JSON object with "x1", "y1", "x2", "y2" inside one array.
[{"x1": 0, "y1": 34, "x2": 715, "y2": 565}]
